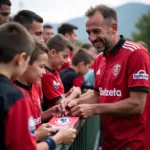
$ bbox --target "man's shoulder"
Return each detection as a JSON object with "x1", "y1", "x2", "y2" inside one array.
[{"x1": 122, "y1": 40, "x2": 148, "y2": 53}]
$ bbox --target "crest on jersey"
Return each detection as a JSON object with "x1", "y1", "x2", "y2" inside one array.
[
  {"x1": 28, "y1": 116, "x2": 35, "y2": 136},
  {"x1": 53, "y1": 80, "x2": 59, "y2": 89},
  {"x1": 112, "y1": 64, "x2": 121, "y2": 76}
]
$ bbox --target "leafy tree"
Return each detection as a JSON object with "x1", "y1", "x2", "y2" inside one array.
[
  {"x1": 74, "y1": 40, "x2": 83, "y2": 48},
  {"x1": 132, "y1": 11, "x2": 150, "y2": 50}
]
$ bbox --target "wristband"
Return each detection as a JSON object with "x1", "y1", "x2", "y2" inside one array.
[{"x1": 44, "y1": 138, "x2": 56, "y2": 150}]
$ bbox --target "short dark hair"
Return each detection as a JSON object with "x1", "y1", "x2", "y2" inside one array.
[
  {"x1": 72, "y1": 48, "x2": 92, "y2": 66},
  {"x1": 13, "y1": 10, "x2": 43, "y2": 30},
  {"x1": 29, "y1": 38, "x2": 48, "y2": 65},
  {"x1": 46, "y1": 34, "x2": 73, "y2": 53},
  {"x1": 81, "y1": 43, "x2": 94, "y2": 50},
  {"x1": 85, "y1": 4, "x2": 117, "y2": 23},
  {"x1": 58, "y1": 23, "x2": 78, "y2": 35},
  {"x1": 0, "y1": 0, "x2": 11, "y2": 6},
  {"x1": 43, "y1": 24, "x2": 53, "y2": 30},
  {"x1": 0, "y1": 22, "x2": 35, "y2": 63}
]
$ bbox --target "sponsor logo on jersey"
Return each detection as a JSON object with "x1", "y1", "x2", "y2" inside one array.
[
  {"x1": 99, "y1": 88, "x2": 122, "y2": 96},
  {"x1": 53, "y1": 80, "x2": 60, "y2": 89},
  {"x1": 28, "y1": 116, "x2": 35, "y2": 136},
  {"x1": 133, "y1": 70, "x2": 149, "y2": 80},
  {"x1": 34, "y1": 117, "x2": 41, "y2": 126},
  {"x1": 112, "y1": 64, "x2": 121, "y2": 76}
]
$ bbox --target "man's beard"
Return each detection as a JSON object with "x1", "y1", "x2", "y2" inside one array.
[{"x1": 96, "y1": 39, "x2": 111, "y2": 53}]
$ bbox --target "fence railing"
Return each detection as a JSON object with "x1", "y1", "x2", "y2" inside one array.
[{"x1": 55, "y1": 115, "x2": 100, "y2": 150}]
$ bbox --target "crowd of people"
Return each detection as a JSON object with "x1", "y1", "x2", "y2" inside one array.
[{"x1": 0, "y1": 0, "x2": 150, "y2": 150}]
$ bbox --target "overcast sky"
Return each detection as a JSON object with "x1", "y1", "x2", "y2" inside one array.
[{"x1": 11, "y1": 0, "x2": 150, "y2": 23}]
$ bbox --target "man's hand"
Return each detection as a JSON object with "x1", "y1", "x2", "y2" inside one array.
[{"x1": 68, "y1": 104, "x2": 96, "y2": 118}]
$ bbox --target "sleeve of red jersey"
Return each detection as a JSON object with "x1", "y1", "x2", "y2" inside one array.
[
  {"x1": 4, "y1": 97, "x2": 36, "y2": 150},
  {"x1": 37, "y1": 85, "x2": 43, "y2": 104},
  {"x1": 93, "y1": 58, "x2": 99, "y2": 91},
  {"x1": 42, "y1": 75, "x2": 63, "y2": 101},
  {"x1": 72, "y1": 76, "x2": 83, "y2": 89},
  {"x1": 127, "y1": 49, "x2": 150, "y2": 92}
]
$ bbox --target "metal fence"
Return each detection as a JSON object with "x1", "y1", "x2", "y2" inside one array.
[{"x1": 56, "y1": 115, "x2": 100, "y2": 150}]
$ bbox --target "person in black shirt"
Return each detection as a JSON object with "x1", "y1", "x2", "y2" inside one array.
[{"x1": 60, "y1": 48, "x2": 93, "y2": 93}]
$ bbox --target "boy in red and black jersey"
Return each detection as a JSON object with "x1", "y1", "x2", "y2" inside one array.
[
  {"x1": 60, "y1": 48, "x2": 92, "y2": 93},
  {"x1": 14, "y1": 38, "x2": 77, "y2": 145},
  {"x1": 0, "y1": 22, "x2": 36, "y2": 150},
  {"x1": 42, "y1": 34, "x2": 81, "y2": 110}
]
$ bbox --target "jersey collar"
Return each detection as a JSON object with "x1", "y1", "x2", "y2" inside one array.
[
  {"x1": 104, "y1": 35, "x2": 125, "y2": 57},
  {"x1": 45, "y1": 66, "x2": 56, "y2": 74},
  {"x1": 14, "y1": 80, "x2": 32, "y2": 90}
]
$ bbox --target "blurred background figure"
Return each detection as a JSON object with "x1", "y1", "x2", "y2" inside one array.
[
  {"x1": 43, "y1": 24, "x2": 54, "y2": 43},
  {"x1": 57, "y1": 23, "x2": 78, "y2": 71},
  {"x1": 13, "y1": 10, "x2": 44, "y2": 42},
  {"x1": 58, "y1": 23, "x2": 78, "y2": 44},
  {"x1": 81, "y1": 43, "x2": 97, "y2": 59},
  {"x1": 81, "y1": 43, "x2": 98, "y2": 87},
  {"x1": 0, "y1": 0, "x2": 11, "y2": 25}
]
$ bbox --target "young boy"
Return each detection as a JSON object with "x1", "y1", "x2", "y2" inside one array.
[
  {"x1": 0, "y1": 22, "x2": 37, "y2": 149},
  {"x1": 14, "y1": 38, "x2": 77, "y2": 144},
  {"x1": 60, "y1": 48, "x2": 92, "y2": 93},
  {"x1": 41, "y1": 34, "x2": 81, "y2": 110}
]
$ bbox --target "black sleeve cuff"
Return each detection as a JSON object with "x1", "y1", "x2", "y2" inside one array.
[{"x1": 128, "y1": 86, "x2": 149, "y2": 93}]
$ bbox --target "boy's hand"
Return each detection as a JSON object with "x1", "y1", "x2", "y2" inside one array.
[
  {"x1": 53, "y1": 127, "x2": 77, "y2": 144},
  {"x1": 60, "y1": 96, "x2": 68, "y2": 115},
  {"x1": 65, "y1": 86, "x2": 81, "y2": 97},
  {"x1": 35, "y1": 123, "x2": 57, "y2": 141},
  {"x1": 50, "y1": 105, "x2": 62, "y2": 116},
  {"x1": 72, "y1": 87, "x2": 81, "y2": 96}
]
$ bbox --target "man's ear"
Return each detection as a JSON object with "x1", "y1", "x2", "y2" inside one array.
[
  {"x1": 111, "y1": 23, "x2": 118, "y2": 34},
  {"x1": 14, "y1": 52, "x2": 27, "y2": 66},
  {"x1": 48, "y1": 49, "x2": 57, "y2": 57}
]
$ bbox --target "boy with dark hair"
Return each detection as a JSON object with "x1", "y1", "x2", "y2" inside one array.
[
  {"x1": 82, "y1": 43, "x2": 97, "y2": 58},
  {"x1": 14, "y1": 38, "x2": 77, "y2": 145},
  {"x1": 42, "y1": 34, "x2": 81, "y2": 110},
  {"x1": 43, "y1": 24, "x2": 54, "y2": 43},
  {"x1": 0, "y1": 0, "x2": 11, "y2": 25},
  {"x1": 0, "y1": 22, "x2": 36, "y2": 149},
  {"x1": 13, "y1": 10, "x2": 44, "y2": 42},
  {"x1": 81, "y1": 43, "x2": 97, "y2": 86},
  {"x1": 60, "y1": 48, "x2": 92, "y2": 93}
]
